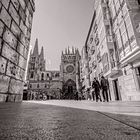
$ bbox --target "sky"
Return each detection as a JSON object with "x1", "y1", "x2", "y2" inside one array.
[{"x1": 30, "y1": 0, "x2": 94, "y2": 70}]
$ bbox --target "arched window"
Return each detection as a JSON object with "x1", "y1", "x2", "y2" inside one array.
[
  {"x1": 55, "y1": 73, "x2": 59, "y2": 77},
  {"x1": 47, "y1": 73, "x2": 49, "y2": 77},
  {"x1": 30, "y1": 72, "x2": 34, "y2": 78},
  {"x1": 41, "y1": 73, "x2": 44, "y2": 80},
  {"x1": 45, "y1": 84, "x2": 47, "y2": 88},
  {"x1": 30, "y1": 84, "x2": 32, "y2": 88},
  {"x1": 37, "y1": 84, "x2": 39, "y2": 88}
]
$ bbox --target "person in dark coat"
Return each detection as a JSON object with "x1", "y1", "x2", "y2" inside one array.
[
  {"x1": 100, "y1": 76, "x2": 109, "y2": 102},
  {"x1": 75, "y1": 91, "x2": 79, "y2": 101},
  {"x1": 92, "y1": 77, "x2": 102, "y2": 102}
]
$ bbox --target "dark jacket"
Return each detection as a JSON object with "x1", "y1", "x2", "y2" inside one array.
[
  {"x1": 100, "y1": 78, "x2": 109, "y2": 89},
  {"x1": 92, "y1": 80, "x2": 100, "y2": 91}
]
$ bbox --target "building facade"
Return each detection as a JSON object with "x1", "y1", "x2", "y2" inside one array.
[
  {"x1": 0, "y1": 0, "x2": 35, "y2": 102},
  {"x1": 108, "y1": 0, "x2": 140, "y2": 101},
  {"x1": 60, "y1": 48, "x2": 81, "y2": 99},
  {"x1": 27, "y1": 39, "x2": 63, "y2": 100},
  {"x1": 27, "y1": 40, "x2": 81, "y2": 100},
  {"x1": 82, "y1": 0, "x2": 140, "y2": 101}
]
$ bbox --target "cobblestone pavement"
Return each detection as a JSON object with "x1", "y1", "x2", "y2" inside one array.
[{"x1": 0, "y1": 101, "x2": 140, "y2": 140}]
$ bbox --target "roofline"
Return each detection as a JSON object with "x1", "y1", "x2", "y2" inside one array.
[{"x1": 85, "y1": 10, "x2": 96, "y2": 47}]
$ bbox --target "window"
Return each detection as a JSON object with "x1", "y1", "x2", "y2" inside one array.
[
  {"x1": 31, "y1": 64, "x2": 35, "y2": 70},
  {"x1": 37, "y1": 84, "x2": 39, "y2": 88},
  {"x1": 30, "y1": 84, "x2": 32, "y2": 88},
  {"x1": 30, "y1": 72, "x2": 34, "y2": 78},
  {"x1": 41, "y1": 73, "x2": 44, "y2": 80},
  {"x1": 138, "y1": 0, "x2": 140, "y2": 5},
  {"x1": 55, "y1": 73, "x2": 59, "y2": 77}
]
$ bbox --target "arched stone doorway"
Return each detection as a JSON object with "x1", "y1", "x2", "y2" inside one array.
[{"x1": 63, "y1": 79, "x2": 76, "y2": 99}]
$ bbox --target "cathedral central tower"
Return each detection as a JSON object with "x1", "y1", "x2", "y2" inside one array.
[{"x1": 60, "y1": 47, "x2": 81, "y2": 99}]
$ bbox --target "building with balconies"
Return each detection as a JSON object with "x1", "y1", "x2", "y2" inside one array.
[
  {"x1": 83, "y1": 0, "x2": 140, "y2": 101},
  {"x1": 107, "y1": 0, "x2": 140, "y2": 101}
]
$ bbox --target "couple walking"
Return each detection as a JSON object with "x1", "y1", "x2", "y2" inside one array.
[{"x1": 92, "y1": 76, "x2": 109, "y2": 102}]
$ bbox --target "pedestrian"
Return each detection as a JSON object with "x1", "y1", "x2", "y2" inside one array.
[
  {"x1": 100, "y1": 76, "x2": 109, "y2": 102},
  {"x1": 91, "y1": 87, "x2": 95, "y2": 101},
  {"x1": 92, "y1": 77, "x2": 102, "y2": 102},
  {"x1": 86, "y1": 87, "x2": 91, "y2": 100},
  {"x1": 75, "y1": 91, "x2": 79, "y2": 101}
]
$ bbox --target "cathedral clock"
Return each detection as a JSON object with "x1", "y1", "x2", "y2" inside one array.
[{"x1": 66, "y1": 65, "x2": 74, "y2": 73}]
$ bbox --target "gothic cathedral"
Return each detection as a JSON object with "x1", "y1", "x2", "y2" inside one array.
[
  {"x1": 27, "y1": 39, "x2": 81, "y2": 100},
  {"x1": 60, "y1": 48, "x2": 81, "y2": 99}
]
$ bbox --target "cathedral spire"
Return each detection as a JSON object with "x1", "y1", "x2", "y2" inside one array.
[
  {"x1": 68, "y1": 46, "x2": 70, "y2": 54},
  {"x1": 72, "y1": 47, "x2": 74, "y2": 54},
  {"x1": 33, "y1": 38, "x2": 39, "y2": 56},
  {"x1": 40, "y1": 46, "x2": 44, "y2": 60},
  {"x1": 65, "y1": 48, "x2": 67, "y2": 54},
  {"x1": 62, "y1": 51, "x2": 64, "y2": 56},
  {"x1": 61, "y1": 51, "x2": 64, "y2": 59},
  {"x1": 74, "y1": 48, "x2": 77, "y2": 54}
]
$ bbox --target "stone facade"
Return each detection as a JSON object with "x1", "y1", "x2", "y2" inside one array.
[
  {"x1": 0, "y1": 0, "x2": 35, "y2": 102},
  {"x1": 109, "y1": 0, "x2": 140, "y2": 101},
  {"x1": 81, "y1": 0, "x2": 140, "y2": 101},
  {"x1": 60, "y1": 48, "x2": 81, "y2": 99},
  {"x1": 27, "y1": 40, "x2": 81, "y2": 100},
  {"x1": 27, "y1": 39, "x2": 63, "y2": 100}
]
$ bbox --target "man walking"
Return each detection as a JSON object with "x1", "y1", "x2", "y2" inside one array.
[
  {"x1": 92, "y1": 78, "x2": 102, "y2": 102},
  {"x1": 100, "y1": 76, "x2": 109, "y2": 102}
]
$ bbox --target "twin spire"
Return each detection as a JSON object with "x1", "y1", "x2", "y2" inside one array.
[
  {"x1": 32, "y1": 38, "x2": 44, "y2": 59},
  {"x1": 32, "y1": 38, "x2": 39, "y2": 56},
  {"x1": 32, "y1": 39, "x2": 79, "y2": 59}
]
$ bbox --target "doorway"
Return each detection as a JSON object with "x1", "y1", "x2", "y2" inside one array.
[
  {"x1": 64, "y1": 79, "x2": 76, "y2": 99},
  {"x1": 135, "y1": 66, "x2": 140, "y2": 89},
  {"x1": 113, "y1": 79, "x2": 121, "y2": 100},
  {"x1": 68, "y1": 86, "x2": 73, "y2": 94}
]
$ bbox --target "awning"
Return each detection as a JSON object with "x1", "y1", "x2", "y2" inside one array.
[{"x1": 109, "y1": 70, "x2": 123, "y2": 79}]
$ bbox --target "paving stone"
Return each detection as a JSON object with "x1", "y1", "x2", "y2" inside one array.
[{"x1": 0, "y1": 102, "x2": 140, "y2": 139}]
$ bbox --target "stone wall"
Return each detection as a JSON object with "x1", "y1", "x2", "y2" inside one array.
[
  {"x1": 118, "y1": 66, "x2": 140, "y2": 101},
  {"x1": 0, "y1": 0, "x2": 35, "y2": 102}
]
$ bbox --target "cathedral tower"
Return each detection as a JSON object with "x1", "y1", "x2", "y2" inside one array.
[
  {"x1": 27, "y1": 39, "x2": 46, "y2": 81},
  {"x1": 60, "y1": 47, "x2": 81, "y2": 99}
]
